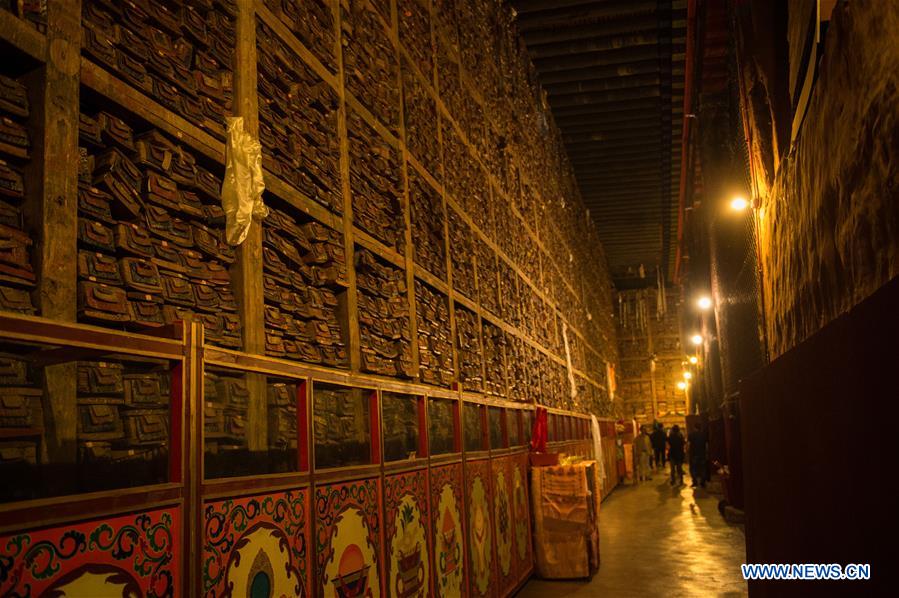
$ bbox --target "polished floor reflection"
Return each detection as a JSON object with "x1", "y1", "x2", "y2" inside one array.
[{"x1": 518, "y1": 473, "x2": 747, "y2": 597}]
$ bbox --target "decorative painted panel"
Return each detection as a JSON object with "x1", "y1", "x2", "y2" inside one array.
[
  {"x1": 203, "y1": 489, "x2": 311, "y2": 597},
  {"x1": 511, "y1": 452, "x2": 533, "y2": 584},
  {"x1": 429, "y1": 462, "x2": 466, "y2": 598},
  {"x1": 491, "y1": 457, "x2": 514, "y2": 595},
  {"x1": 465, "y1": 459, "x2": 494, "y2": 598},
  {"x1": 315, "y1": 478, "x2": 383, "y2": 598},
  {"x1": 0, "y1": 506, "x2": 180, "y2": 597},
  {"x1": 384, "y1": 470, "x2": 430, "y2": 598}
]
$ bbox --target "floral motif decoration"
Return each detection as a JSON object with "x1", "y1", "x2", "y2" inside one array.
[
  {"x1": 0, "y1": 508, "x2": 179, "y2": 597},
  {"x1": 512, "y1": 459, "x2": 530, "y2": 567},
  {"x1": 385, "y1": 471, "x2": 430, "y2": 598},
  {"x1": 429, "y1": 463, "x2": 465, "y2": 598},
  {"x1": 492, "y1": 460, "x2": 513, "y2": 581},
  {"x1": 466, "y1": 460, "x2": 493, "y2": 597},
  {"x1": 203, "y1": 490, "x2": 308, "y2": 597},
  {"x1": 315, "y1": 478, "x2": 381, "y2": 594}
]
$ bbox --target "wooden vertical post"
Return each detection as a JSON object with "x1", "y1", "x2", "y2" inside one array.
[
  {"x1": 334, "y1": 0, "x2": 361, "y2": 372},
  {"x1": 27, "y1": 0, "x2": 81, "y2": 466},
  {"x1": 232, "y1": 0, "x2": 267, "y2": 453},
  {"x1": 392, "y1": 0, "x2": 420, "y2": 381}
]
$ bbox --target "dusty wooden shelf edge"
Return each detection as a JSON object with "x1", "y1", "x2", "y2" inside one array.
[{"x1": 0, "y1": 11, "x2": 47, "y2": 62}]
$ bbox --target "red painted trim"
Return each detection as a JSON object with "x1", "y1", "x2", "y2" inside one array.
[
  {"x1": 298, "y1": 379, "x2": 309, "y2": 472},
  {"x1": 170, "y1": 361, "x2": 184, "y2": 484},
  {"x1": 674, "y1": 0, "x2": 698, "y2": 283},
  {"x1": 370, "y1": 389, "x2": 381, "y2": 465},
  {"x1": 417, "y1": 395, "x2": 428, "y2": 458},
  {"x1": 501, "y1": 408, "x2": 509, "y2": 449},
  {"x1": 452, "y1": 399, "x2": 462, "y2": 454}
]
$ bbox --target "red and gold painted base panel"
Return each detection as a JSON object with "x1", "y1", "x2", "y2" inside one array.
[
  {"x1": 384, "y1": 469, "x2": 431, "y2": 598},
  {"x1": 0, "y1": 505, "x2": 181, "y2": 597},
  {"x1": 510, "y1": 452, "x2": 533, "y2": 584},
  {"x1": 491, "y1": 456, "x2": 515, "y2": 596},
  {"x1": 314, "y1": 477, "x2": 383, "y2": 598},
  {"x1": 465, "y1": 459, "x2": 495, "y2": 598},
  {"x1": 428, "y1": 462, "x2": 467, "y2": 598},
  {"x1": 203, "y1": 488, "x2": 311, "y2": 597}
]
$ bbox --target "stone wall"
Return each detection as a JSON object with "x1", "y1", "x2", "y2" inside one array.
[{"x1": 758, "y1": 1, "x2": 899, "y2": 357}]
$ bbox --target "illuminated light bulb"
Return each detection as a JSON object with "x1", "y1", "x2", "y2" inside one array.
[
  {"x1": 683, "y1": 371, "x2": 693, "y2": 380},
  {"x1": 690, "y1": 334, "x2": 703, "y2": 345},
  {"x1": 697, "y1": 296, "x2": 712, "y2": 310},
  {"x1": 731, "y1": 196, "x2": 749, "y2": 211},
  {"x1": 688, "y1": 356, "x2": 698, "y2": 365},
  {"x1": 677, "y1": 381, "x2": 687, "y2": 390}
]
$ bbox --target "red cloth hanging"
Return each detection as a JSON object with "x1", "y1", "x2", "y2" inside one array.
[{"x1": 530, "y1": 406, "x2": 548, "y2": 452}]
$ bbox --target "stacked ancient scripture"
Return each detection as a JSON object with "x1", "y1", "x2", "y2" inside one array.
[
  {"x1": 76, "y1": 112, "x2": 241, "y2": 347},
  {"x1": 355, "y1": 248, "x2": 413, "y2": 378},
  {"x1": 482, "y1": 321, "x2": 506, "y2": 396},
  {"x1": 341, "y1": 0, "x2": 399, "y2": 132},
  {"x1": 81, "y1": 0, "x2": 235, "y2": 139},
  {"x1": 347, "y1": 110, "x2": 404, "y2": 251},
  {"x1": 448, "y1": 209, "x2": 475, "y2": 300},
  {"x1": 1, "y1": 0, "x2": 46, "y2": 31},
  {"x1": 313, "y1": 384, "x2": 371, "y2": 469},
  {"x1": 256, "y1": 19, "x2": 341, "y2": 214},
  {"x1": 262, "y1": 203, "x2": 348, "y2": 367},
  {"x1": 261, "y1": 0, "x2": 335, "y2": 71},
  {"x1": 76, "y1": 361, "x2": 170, "y2": 480},
  {"x1": 454, "y1": 304, "x2": 482, "y2": 391},
  {"x1": 0, "y1": 353, "x2": 42, "y2": 500},
  {"x1": 266, "y1": 380, "x2": 297, "y2": 455},
  {"x1": 414, "y1": 280, "x2": 453, "y2": 387},
  {"x1": 0, "y1": 74, "x2": 36, "y2": 315},
  {"x1": 203, "y1": 370, "x2": 248, "y2": 458},
  {"x1": 408, "y1": 169, "x2": 446, "y2": 280},
  {"x1": 476, "y1": 239, "x2": 500, "y2": 316},
  {"x1": 402, "y1": 65, "x2": 440, "y2": 180}
]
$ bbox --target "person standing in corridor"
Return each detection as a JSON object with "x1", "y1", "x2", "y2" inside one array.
[
  {"x1": 650, "y1": 423, "x2": 667, "y2": 471},
  {"x1": 688, "y1": 422, "x2": 708, "y2": 488},
  {"x1": 635, "y1": 426, "x2": 653, "y2": 482},
  {"x1": 667, "y1": 425, "x2": 686, "y2": 486}
]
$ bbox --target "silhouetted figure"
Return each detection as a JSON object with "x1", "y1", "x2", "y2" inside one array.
[
  {"x1": 650, "y1": 423, "x2": 667, "y2": 470},
  {"x1": 688, "y1": 423, "x2": 707, "y2": 488},
  {"x1": 635, "y1": 425, "x2": 653, "y2": 482},
  {"x1": 667, "y1": 425, "x2": 686, "y2": 486}
]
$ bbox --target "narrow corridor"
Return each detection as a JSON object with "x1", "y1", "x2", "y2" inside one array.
[{"x1": 518, "y1": 474, "x2": 747, "y2": 597}]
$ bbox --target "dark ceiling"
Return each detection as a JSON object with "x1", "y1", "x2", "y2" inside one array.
[{"x1": 510, "y1": 0, "x2": 687, "y2": 287}]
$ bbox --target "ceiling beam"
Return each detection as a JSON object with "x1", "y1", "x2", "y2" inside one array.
[
  {"x1": 515, "y1": 0, "x2": 658, "y2": 31},
  {"x1": 534, "y1": 45, "x2": 662, "y2": 72},
  {"x1": 528, "y1": 32, "x2": 663, "y2": 60},
  {"x1": 546, "y1": 73, "x2": 661, "y2": 97},
  {"x1": 537, "y1": 60, "x2": 660, "y2": 84},
  {"x1": 521, "y1": 14, "x2": 661, "y2": 45}
]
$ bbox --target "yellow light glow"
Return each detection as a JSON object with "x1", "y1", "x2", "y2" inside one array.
[
  {"x1": 677, "y1": 381, "x2": 687, "y2": 390},
  {"x1": 697, "y1": 296, "x2": 712, "y2": 310},
  {"x1": 731, "y1": 196, "x2": 749, "y2": 211},
  {"x1": 689, "y1": 356, "x2": 698, "y2": 365},
  {"x1": 690, "y1": 334, "x2": 703, "y2": 345},
  {"x1": 683, "y1": 371, "x2": 693, "y2": 380}
]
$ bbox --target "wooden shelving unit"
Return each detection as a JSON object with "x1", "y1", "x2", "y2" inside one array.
[{"x1": 0, "y1": 0, "x2": 618, "y2": 595}]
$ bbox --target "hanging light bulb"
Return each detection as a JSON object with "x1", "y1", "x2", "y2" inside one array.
[
  {"x1": 683, "y1": 371, "x2": 693, "y2": 380},
  {"x1": 730, "y1": 196, "x2": 749, "y2": 211},
  {"x1": 697, "y1": 296, "x2": 712, "y2": 310},
  {"x1": 688, "y1": 356, "x2": 698, "y2": 365},
  {"x1": 677, "y1": 381, "x2": 687, "y2": 390},
  {"x1": 690, "y1": 334, "x2": 703, "y2": 345}
]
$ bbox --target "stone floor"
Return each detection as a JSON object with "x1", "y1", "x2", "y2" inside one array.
[{"x1": 517, "y1": 470, "x2": 748, "y2": 597}]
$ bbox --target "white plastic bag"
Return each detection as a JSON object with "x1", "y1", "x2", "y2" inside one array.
[{"x1": 221, "y1": 117, "x2": 267, "y2": 245}]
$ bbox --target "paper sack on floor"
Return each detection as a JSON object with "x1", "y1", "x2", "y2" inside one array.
[{"x1": 531, "y1": 461, "x2": 600, "y2": 579}]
